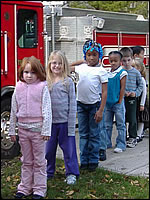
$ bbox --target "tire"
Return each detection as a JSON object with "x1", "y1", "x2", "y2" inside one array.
[{"x1": 1, "y1": 98, "x2": 20, "y2": 159}]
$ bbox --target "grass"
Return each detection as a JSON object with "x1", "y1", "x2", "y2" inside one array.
[{"x1": 1, "y1": 156, "x2": 149, "y2": 199}]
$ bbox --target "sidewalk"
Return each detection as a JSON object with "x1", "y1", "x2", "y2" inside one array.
[{"x1": 56, "y1": 125, "x2": 149, "y2": 178}]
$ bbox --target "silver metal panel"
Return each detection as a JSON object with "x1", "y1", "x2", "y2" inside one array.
[{"x1": 77, "y1": 16, "x2": 93, "y2": 41}]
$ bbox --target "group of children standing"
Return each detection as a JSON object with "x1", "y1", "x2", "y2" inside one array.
[{"x1": 9, "y1": 40, "x2": 148, "y2": 199}]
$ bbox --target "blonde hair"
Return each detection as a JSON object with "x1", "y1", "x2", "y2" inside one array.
[
  {"x1": 19, "y1": 56, "x2": 46, "y2": 82},
  {"x1": 46, "y1": 50, "x2": 70, "y2": 89},
  {"x1": 132, "y1": 58, "x2": 146, "y2": 80}
]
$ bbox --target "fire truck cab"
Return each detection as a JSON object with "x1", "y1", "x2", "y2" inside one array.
[{"x1": 1, "y1": 1, "x2": 44, "y2": 159}]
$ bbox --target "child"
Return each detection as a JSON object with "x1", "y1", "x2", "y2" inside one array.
[
  {"x1": 120, "y1": 47, "x2": 143, "y2": 148},
  {"x1": 9, "y1": 56, "x2": 52, "y2": 199},
  {"x1": 45, "y1": 50, "x2": 79, "y2": 184},
  {"x1": 130, "y1": 45, "x2": 145, "y2": 61},
  {"x1": 132, "y1": 58, "x2": 148, "y2": 142},
  {"x1": 105, "y1": 51, "x2": 127, "y2": 153},
  {"x1": 131, "y1": 45, "x2": 149, "y2": 134},
  {"x1": 71, "y1": 40, "x2": 108, "y2": 170}
]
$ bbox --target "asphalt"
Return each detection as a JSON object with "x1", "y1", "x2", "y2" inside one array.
[{"x1": 56, "y1": 124, "x2": 149, "y2": 178}]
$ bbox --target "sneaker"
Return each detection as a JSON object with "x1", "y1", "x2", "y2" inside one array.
[
  {"x1": 80, "y1": 164, "x2": 88, "y2": 170},
  {"x1": 32, "y1": 194, "x2": 43, "y2": 199},
  {"x1": 114, "y1": 147, "x2": 123, "y2": 153},
  {"x1": 127, "y1": 138, "x2": 137, "y2": 148},
  {"x1": 88, "y1": 163, "x2": 98, "y2": 172},
  {"x1": 15, "y1": 192, "x2": 26, "y2": 199},
  {"x1": 99, "y1": 149, "x2": 106, "y2": 161},
  {"x1": 65, "y1": 175, "x2": 76, "y2": 184},
  {"x1": 141, "y1": 131, "x2": 145, "y2": 138},
  {"x1": 136, "y1": 136, "x2": 143, "y2": 143}
]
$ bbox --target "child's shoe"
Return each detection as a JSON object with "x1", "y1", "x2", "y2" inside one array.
[
  {"x1": 136, "y1": 136, "x2": 143, "y2": 143},
  {"x1": 80, "y1": 164, "x2": 88, "y2": 170},
  {"x1": 88, "y1": 163, "x2": 98, "y2": 172},
  {"x1": 15, "y1": 192, "x2": 26, "y2": 199},
  {"x1": 127, "y1": 138, "x2": 137, "y2": 148},
  {"x1": 99, "y1": 149, "x2": 106, "y2": 161},
  {"x1": 114, "y1": 147, "x2": 123, "y2": 153},
  {"x1": 32, "y1": 194, "x2": 43, "y2": 199},
  {"x1": 65, "y1": 174, "x2": 76, "y2": 184}
]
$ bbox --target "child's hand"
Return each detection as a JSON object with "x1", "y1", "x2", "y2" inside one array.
[
  {"x1": 125, "y1": 92, "x2": 131, "y2": 97},
  {"x1": 10, "y1": 135, "x2": 16, "y2": 142},
  {"x1": 129, "y1": 92, "x2": 136, "y2": 97},
  {"x1": 140, "y1": 105, "x2": 144, "y2": 111},
  {"x1": 94, "y1": 110, "x2": 103, "y2": 123},
  {"x1": 42, "y1": 136, "x2": 50, "y2": 141}
]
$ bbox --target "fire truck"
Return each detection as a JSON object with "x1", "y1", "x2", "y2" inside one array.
[
  {"x1": 1, "y1": 1, "x2": 149, "y2": 159},
  {"x1": 1, "y1": 1, "x2": 45, "y2": 159}
]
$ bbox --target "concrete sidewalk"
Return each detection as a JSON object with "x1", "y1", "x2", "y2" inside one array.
[{"x1": 56, "y1": 125, "x2": 149, "y2": 178}]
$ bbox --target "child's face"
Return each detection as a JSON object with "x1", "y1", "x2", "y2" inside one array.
[
  {"x1": 109, "y1": 54, "x2": 121, "y2": 71},
  {"x1": 86, "y1": 50, "x2": 99, "y2": 66},
  {"x1": 134, "y1": 50, "x2": 144, "y2": 61},
  {"x1": 23, "y1": 63, "x2": 38, "y2": 84},
  {"x1": 122, "y1": 56, "x2": 133, "y2": 69},
  {"x1": 50, "y1": 56, "x2": 63, "y2": 76}
]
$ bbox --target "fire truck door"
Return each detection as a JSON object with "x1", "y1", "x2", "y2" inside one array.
[
  {"x1": 1, "y1": 4, "x2": 16, "y2": 87},
  {"x1": 16, "y1": 6, "x2": 44, "y2": 72}
]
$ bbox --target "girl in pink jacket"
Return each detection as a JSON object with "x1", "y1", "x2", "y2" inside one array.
[{"x1": 9, "y1": 56, "x2": 52, "y2": 199}]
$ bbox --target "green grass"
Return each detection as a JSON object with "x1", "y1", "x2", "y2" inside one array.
[{"x1": 1, "y1": 156, "x2": 149, "y2": 199}]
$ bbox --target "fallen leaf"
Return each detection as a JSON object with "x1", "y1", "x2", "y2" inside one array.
[
  {"x1": 66, "y1": 190, "x2": 74, "y2": 196},
  {"x1": 6, "y1": 176, "x2": 11, "y2": 182},
  {"x1": 105, "y1": 174, "x2": 110, "y2": 178},
  {"x1": 89, "y1": 194, "x2": 98, "y2": 199},
  {"x1": 113, "y1": 192, "x2": 119, "y2": 197},
  {"x1": 109, "y1": 178, "x2": 113, "y2": 183}
]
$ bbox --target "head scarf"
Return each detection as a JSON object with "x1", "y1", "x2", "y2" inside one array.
[{"x1": 83, "y1": 40, "x2": 103, "y2": 60}]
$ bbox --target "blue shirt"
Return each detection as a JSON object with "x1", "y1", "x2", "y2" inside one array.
[{"x1": 125, "y1": 67, "x2": 143, "y2": 97}]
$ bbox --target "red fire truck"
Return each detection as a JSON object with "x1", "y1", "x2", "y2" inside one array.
[
  {"x1": 1, "y1": 1, "x2": 45, "y2": 158},
  {"x1": 1, "y1": 1, "x2": 149, "y2": 159}
]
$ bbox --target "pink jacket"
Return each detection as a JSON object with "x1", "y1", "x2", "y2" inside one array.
[{"x1": 16, "y1": 80, "x2": 47, "y2": 123}]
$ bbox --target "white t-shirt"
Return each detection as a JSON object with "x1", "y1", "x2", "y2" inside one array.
[
  {"x1": 75, "y1": 63, "x2": 108, "y2": 104},
  {"x1": 107, "y1": 66, "x2": 127, "y2": 79}
]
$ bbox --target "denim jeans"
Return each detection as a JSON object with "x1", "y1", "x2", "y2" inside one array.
[
  {"x1": 77, "y1": 101, "x2": 100, "y2": 165},
  {"x1": 99, "y1": 108, "x2": 107, "y2": 151},
  {"x1": 105, "y1": 99, "x2": 126, "y2": 150}
]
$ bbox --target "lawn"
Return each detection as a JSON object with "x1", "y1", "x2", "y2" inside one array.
[{"x1": 1, "y1": 156, "x2": 149, "y2": 199}]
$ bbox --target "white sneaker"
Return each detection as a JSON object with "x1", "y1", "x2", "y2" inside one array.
[
  {"x1": 127, "y1": 138, "x2": 137, "y2": 148},
  {"x1": 65, "y1": 175, "x2": 76, "y2": 185},
  {"x1": 114, "y1": 147, "x2": 123, "y2": 153}
]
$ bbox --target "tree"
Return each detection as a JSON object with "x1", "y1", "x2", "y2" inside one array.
[{"x1": 67, "y1": 1, "x2": 149, "y2": 19}]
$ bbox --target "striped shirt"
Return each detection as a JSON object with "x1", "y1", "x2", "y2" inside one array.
[{"x1": 124, "y1": 67, "x2": 143, "y2": 97}]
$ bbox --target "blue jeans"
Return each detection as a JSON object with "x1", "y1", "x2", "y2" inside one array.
[
  {"x1": 105, "y1": 99, "x2": 126, "y2": 150},
  {"x1": 99, "y1": 108, "x2": 107, "y2": 151},
  {"x1": 77, "y1": 101, "x2": 100, "y2": 165}
]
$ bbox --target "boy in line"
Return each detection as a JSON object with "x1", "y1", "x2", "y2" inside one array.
[
  {"x1": 120, "y1": 47, "x2": 143, "y2": 148},
  {"x1": 130, "y1": 45, "x2": 145, "y2": 61}
]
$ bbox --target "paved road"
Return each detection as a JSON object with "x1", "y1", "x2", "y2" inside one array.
[{"x1": 56, "y1": 125, "x2": 149, "y2": 178}]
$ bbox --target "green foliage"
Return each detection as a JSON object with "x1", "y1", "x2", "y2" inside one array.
[
  {"x1": 68, "y1": 1, "x2": 149, "y2": 19},
  {"x1": 1, "y1": 156, "x2": 149, "y2": 199}
]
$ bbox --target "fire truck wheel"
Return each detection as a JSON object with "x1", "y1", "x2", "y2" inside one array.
[{"x1": 1, "y1": 98, "x2": 21, "y2": 159}]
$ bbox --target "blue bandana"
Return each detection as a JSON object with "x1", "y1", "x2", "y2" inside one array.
[{"x1": 83, "y1": 40, "x2": 103, "y2": 60}]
